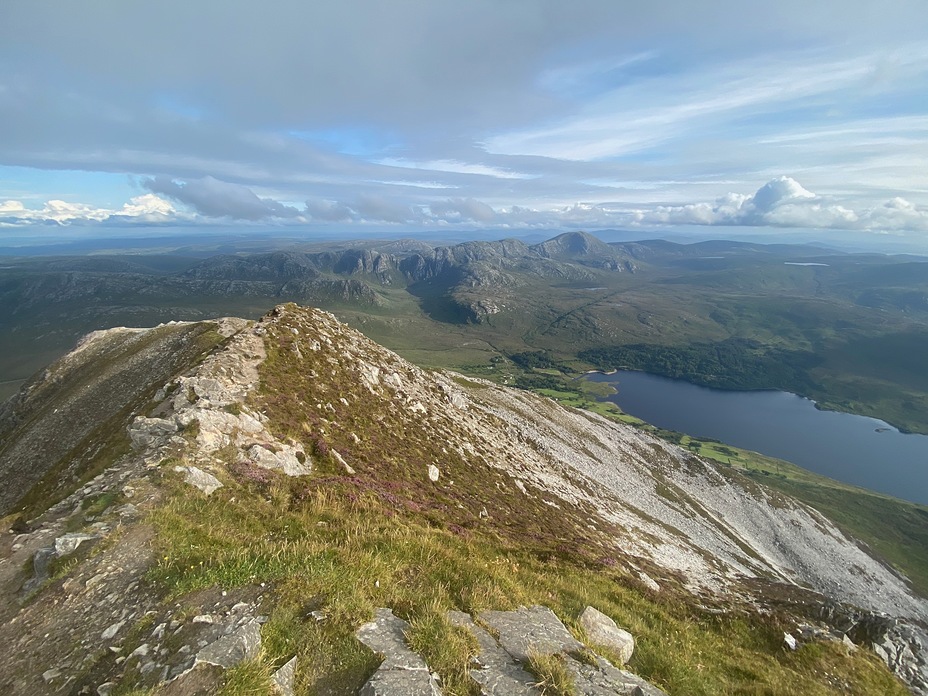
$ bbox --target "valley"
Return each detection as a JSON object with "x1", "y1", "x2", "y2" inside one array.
[{"x1": 3, "y1": 231, "x2": 927, "y2": 433}]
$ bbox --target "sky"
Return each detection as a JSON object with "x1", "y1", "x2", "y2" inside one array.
[{"x1": 2, "y1": 0, "x2": 928, "y2": 246}]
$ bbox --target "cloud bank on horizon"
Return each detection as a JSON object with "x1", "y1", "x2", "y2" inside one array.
[{"x1": 1, "y1": 1, "x2": 927, "y2": 240}]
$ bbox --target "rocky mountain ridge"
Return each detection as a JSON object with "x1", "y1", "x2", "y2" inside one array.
[{"x1": 0, "y1": 303, "x2": 926, "y2": 694}]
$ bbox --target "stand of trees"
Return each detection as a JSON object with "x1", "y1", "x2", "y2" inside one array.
[{"x1": 579, "y1": 338, "x2": 822, "y2": 392}]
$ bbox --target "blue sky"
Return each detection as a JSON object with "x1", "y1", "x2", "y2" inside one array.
[{"x1": 1, "y1": 0, "x2": 927, "y2": 245}]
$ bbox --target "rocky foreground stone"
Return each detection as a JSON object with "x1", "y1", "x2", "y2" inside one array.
[{"x1": 358, "y1": 605, "x2": 666, "y2": 696}]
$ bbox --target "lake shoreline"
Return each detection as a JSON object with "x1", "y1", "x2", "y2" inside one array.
[
  {"x1": 579, "y1": 366, "x2": 920, "y2": 435},
  {"x1": 584, "y1": 369, "x2": 928, "y2": 505}
]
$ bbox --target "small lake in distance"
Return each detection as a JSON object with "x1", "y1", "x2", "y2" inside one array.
[{"x1": 585, "y1": 370, "x2": 928, "y2": 505}]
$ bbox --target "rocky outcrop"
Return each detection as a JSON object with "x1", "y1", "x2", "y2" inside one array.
[
  {"x1": 531, "y1": 231, "x2": 635, "y2": 272},
  {"x1": 836, "y1": 611, "x2": 928, "y2": 693},
  {"x1": 360, "y1": 605, "x2": 666, "y2": 696},
  {"x1": 273, "y1": 656, "x2": 298, "y2": 695},
  {"x1": 127, "y1": 317, "x2": 313, "y2": 491},
  {"x1": 356, "y1": 608, "x2": 442, "y2": 695},
  {"x1": 448, "y1": 611, "x2": 538, "y2": 694},
  {"x1": 0, "y1": 321, "x2": 227, "y2": 515},
  {"x1": 480, "y1": 606, "x2": 585, "y2": 663},
  {"x1": 474, "y1": 605, "x2": 664, "y2": 695},
  {"x1": 173, "y1": 465, "x2": 223, "y2": 495}
]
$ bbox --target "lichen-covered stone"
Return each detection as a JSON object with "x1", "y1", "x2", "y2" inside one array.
[
  {"x1": 195, "y1": 617, "x2": 262, "y2": 669},
  {"x1": 479, "y1": 605, "x2": 583, "y2": 662},
  {"x1": 448, "y1": 610, "x2": 536, "y2": 695},
  {"x1": 272, "y1": 656, "x2": 297, "y2": 695}
]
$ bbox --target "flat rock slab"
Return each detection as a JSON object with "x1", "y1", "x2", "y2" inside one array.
[
  {"x1": 272, "y1": 656, "x2": 297, "y2": 695},
  {"x1": 569, "y1": 655, "x2": 669, "y2": 696},
  {"x1": 479, "y1": 605, "x2": 584, "y2": 663},
  {"x1": 246, "y1": 443, "x2": 312, "y2": 477},
  {"x1": 174, "y1": 465, "x2": 223, "y2": 496},
  {"x1": 361, "y1": 668, "x2": 442, "y2": 696},
  {"x1": 54, "y1": 532, "x2": 99, "y2": 556},
  {"x1": 159, "y1": 664, "x2": 224, "y2": 696},
  {"x1": 196, "y1": 617, "x2": 261, "y2": 669},
  {"x1": 29, "y1": 547, "x2": 57, "y2": 584},
  {"x1": 448, "y1": 610, "x2": 536, "y2": 695},
  {"x1": 356, "y1": 608, "x2": 441, "y2": 695},
  {"x1": 461, "y1": 606, "x2": 668, "y2": 696}
]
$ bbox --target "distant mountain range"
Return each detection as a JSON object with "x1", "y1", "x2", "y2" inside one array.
[{"x1": 2, "y1": 231, "x2": 927, "y2": 432}]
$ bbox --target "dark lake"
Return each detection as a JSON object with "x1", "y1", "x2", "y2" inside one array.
[{"x1": 585, "y1": 370, "x2": 928, "y2": 505}]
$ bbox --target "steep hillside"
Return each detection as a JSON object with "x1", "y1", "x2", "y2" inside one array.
[
  {"x1": 0, "y1": 304, "x2": 926, "y2": 695},
  {"x1": 0, "y1": 320, "x2": 229, "y2": 515}
]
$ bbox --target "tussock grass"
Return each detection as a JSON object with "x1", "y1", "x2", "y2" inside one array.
[
  {"x1": 406, "y1": 601, "x2": 480, "y2": 695},
  {"x1": 218, "y1": 656, "x2": 275, "y2": 695},
  {"x1": 526, "y1": 650, "x2": 577, "y2": 695}
]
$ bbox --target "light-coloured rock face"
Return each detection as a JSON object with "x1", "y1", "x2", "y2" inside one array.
[
  {"x1": 0, "y1": 320, "x2": 228, "y2": 516},
  {"x1": 244, "y1": 443, "x2": 311, "y2": 477},
  {"x1": 579, "y1": 606, "x2": 635, "y2": 665},
  {"x1": 128, "y1": 316, "x2": 313, "y2": 487},
  {"x1": 480, "y1": 606, "x2": 585, "y2": 663},
  {"x1": 449, "y1": 605, "x2": 667, "y2": 696},
  {"x1": 355, "y1": 608, "x2": 442, "y2": 696},
  {"x1": 458, "y1": 383, "x2": 928, "y2": 621},
  {"x1": 173, "y1": 466, "x2": 223, "y2": 496}
]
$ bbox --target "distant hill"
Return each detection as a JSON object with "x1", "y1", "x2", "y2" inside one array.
[{"x1": 3, "y1": 232, "x2": 928, "y2": 434}]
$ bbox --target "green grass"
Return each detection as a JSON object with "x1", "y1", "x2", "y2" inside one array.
[
  {"x1": 526, "y1": 650, "x2": 577, "y2": 695},
  {"x1": 81, "y1": 491, "x2": 120, "y2": 516},
  {"x1": 406, "y1": 603, "x2": 480, "y2": 695},
  {"x1": 218, "y1": 656, "x2": 275, "y2": 696},
  {"x1": 147, "y1": 472, "x2": 908, "y2": 696}
]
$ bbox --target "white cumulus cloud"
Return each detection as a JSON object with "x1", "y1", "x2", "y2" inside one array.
[
  {"x1": 0, "y1": 194, "x2": 178, "y2": 226},
  {"x1": 629, "y1": 176, "x2": 928, "y2": 233}
]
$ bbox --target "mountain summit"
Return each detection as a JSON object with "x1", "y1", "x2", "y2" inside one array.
[
  {"x1": 0, "y1": 304, "x2": 925, "y2": 694},
  {"x1": 531, "y1": 231, "x2": 622, "y2": 261}
]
